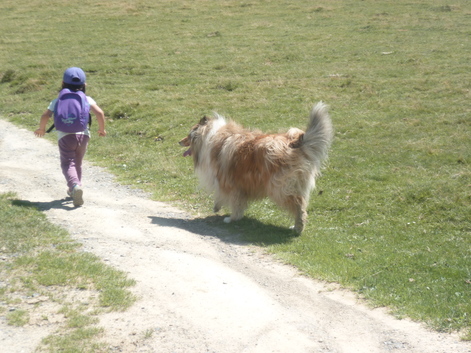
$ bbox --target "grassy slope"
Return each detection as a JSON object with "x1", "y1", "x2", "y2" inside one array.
[{"x1": 0, "y1": 0, "x2": 470, "y2": 335}]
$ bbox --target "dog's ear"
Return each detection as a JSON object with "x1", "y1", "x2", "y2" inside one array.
[
  {"x1": 199, "y1": 116, "x2": 209, "y2": 125},
  {"x1": 289, "y1": 134, "x2": 304, "y2": 148}
]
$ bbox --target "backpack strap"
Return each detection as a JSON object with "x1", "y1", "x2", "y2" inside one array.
[
  {"x1": 47, "y1": 114, "x2": 91, "y2": 133},
  {"x1": 46, "y1": 123, "x2": 55, "y2": 133}
]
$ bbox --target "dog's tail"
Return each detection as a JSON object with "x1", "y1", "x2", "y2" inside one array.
[{"x1": 301, "y1": 102, "x2": 334, "y2": 173}]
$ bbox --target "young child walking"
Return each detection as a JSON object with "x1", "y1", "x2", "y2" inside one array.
[{"x1": 34, "y1": 67, "x2": 106, "y2": 207}]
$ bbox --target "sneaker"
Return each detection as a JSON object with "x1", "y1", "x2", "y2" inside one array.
[{"x1": 72, "y1": 185, "x2": 84, "y2": 207}]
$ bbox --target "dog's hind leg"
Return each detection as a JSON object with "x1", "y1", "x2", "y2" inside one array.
[
  {"x1": 223, "y1": 194, "x2": 248, "y2": 224},
  {"x1": 293, "y1": 208, "x2": 307, "y2": 234},
  {"x1": 286, "y1": 195, "x2": 307, "y2": 234}
]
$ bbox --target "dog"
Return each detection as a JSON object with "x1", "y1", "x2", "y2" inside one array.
[{"x1": 179, "y1": 102, "x2": 333, "y2": 233}]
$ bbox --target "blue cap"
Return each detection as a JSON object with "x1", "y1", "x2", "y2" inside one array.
[{"x1": 63, "y1": 67, "x2": 86, "y2": 85}]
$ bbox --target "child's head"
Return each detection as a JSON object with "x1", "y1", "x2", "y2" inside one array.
[{"x1": 62, "y1": 67, "x2": 86, "y2": 92}]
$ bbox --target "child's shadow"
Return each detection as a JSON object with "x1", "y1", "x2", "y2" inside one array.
[{"x1": 11, "y1": 198, "x2": 76, "y2": 211}]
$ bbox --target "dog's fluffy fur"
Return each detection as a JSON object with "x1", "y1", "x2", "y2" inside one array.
[{"x1": 179, "y1": 102, "x2": 333, "y2": 233}]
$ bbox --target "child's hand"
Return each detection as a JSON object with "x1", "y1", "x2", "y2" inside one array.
[
  {"x1": 98, "y1": 130, "x2": 107, "y2": 137},
  {"x1": 34, "y1": 128, "x2": 46, "y2": 137}
]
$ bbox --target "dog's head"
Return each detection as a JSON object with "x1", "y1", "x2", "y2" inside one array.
[{"x1": 179, "y1": 116, "x2": 209, "y2": 157}]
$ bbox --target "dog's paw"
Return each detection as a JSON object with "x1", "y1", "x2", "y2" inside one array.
[
  {"x1": 290, "y1": 225, "x2": 303, "y2": 234},
  {"x1": 223, "y1": 216, "x2": 232, "y2": 224}
]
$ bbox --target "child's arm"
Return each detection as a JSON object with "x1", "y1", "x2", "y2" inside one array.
[
  {"x1": 90, "y1": 104, "x2": 106, "y2": 137},
  {"x1": 34, "y1": 110, "x2": 53, "y2": 137}
]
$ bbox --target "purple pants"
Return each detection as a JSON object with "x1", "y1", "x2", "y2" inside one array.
[{"x1": 58, "y1": 134, "x2": 89, "y2": 191}]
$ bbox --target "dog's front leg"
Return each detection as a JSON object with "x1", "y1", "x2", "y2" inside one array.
[
  {"x1": 224, "y1": 194, "x2": 247, "y2": 224},
  {"x1": 213, "y1": 191, "x2": 223, "y2": 213}
]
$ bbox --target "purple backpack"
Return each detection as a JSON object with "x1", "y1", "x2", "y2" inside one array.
[{"x1": 53, "y1": 89, "x2": 91, "y2": 132}]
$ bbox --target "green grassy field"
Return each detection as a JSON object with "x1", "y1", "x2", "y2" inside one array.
[{"x1": 1, "y1": 0, "x2": 470, "y2": 338}]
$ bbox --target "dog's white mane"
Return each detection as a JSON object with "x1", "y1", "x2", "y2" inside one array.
[{"x1": 209, "y1": 113, "x2": 227, "y2": 133}]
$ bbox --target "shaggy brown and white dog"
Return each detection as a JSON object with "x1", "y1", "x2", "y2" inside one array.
[{"x1": 179, "y1": 102, "x2": 333, "y2": 233}]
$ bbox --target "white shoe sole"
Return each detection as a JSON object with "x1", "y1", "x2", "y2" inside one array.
[{"x1": 72, "y1": 186, "x2": 84, "y2": 207}]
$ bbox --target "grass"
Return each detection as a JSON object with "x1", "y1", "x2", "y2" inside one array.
[
  {"x1": 0, "y1": 0, "x2": 470, "y2": 339},
  {"x1": 0, "y1": 192, "x2": 136, "y2": 351}
]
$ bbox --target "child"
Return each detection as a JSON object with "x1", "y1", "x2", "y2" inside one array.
[{"x1": 34, "y1": 67, "x2": 106, "y2": 207}]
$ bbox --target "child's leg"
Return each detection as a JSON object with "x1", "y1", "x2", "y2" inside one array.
[
  {"x1": 58, "y1": 134, "x2": 89, "y2": 191},
  {"x1": 74, "y1": 135, "x2": 89, "y2": 184}
]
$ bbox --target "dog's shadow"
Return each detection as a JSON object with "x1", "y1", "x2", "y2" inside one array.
[
  {"x1": 11, "y1": 198, "x2": 77, "y2": 211},
  {"x1": 10, "y1": 198, "x2": 296, "y2": 245},
  {"x1": 148, "y1": 214, "x2": 297, "y2": 246}
]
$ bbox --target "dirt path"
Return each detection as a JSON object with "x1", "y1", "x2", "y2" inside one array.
[{"x1": 0, "y1": 118, "x2": 470, "y2": 353}]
